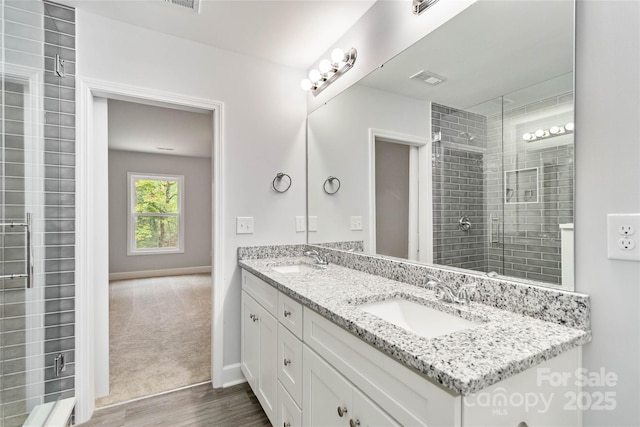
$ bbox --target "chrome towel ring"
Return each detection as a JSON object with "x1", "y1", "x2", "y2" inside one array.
[
  {"x1": 323, "y1": 176, "x2": 341, "y2": 195},
  {"x1": 272, "y1": 172, "x2": 292, "y2": 193}
]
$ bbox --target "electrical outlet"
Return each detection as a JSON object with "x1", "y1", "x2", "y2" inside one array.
[
  {"x1": 608, "y1": 214, "x2": 640, "y2": 261},
  {"x1": 236, "y1": 217, "x2": 254, "y2": 234},
  {"x1": 350, "y1": 216, "x2": 363, "y2": 231},
  {"x1": 295, "y1": 216, "x2": 306, "y2": 232},
  {"x1": 618, "y1": 224, "x2": 636, "y2": 236},
  {"x1": 618, "y1": 238, "x2": 636, "y2": 250},
  {"x1": 308, "y1": 216, "x2": 318, "y2": 232}
]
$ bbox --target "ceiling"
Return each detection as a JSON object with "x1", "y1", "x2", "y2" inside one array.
[
  {"x1": 108, "y1": 99, "x2": 213, "y2": 157},
  {"x1": 359, "y1": 0, "x2": 575, "y2": 115},
  {"x1": 58, "y1": 0, "x2": 376, "y2": 69}
]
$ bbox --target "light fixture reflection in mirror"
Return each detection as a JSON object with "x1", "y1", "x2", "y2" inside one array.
[{"x1": 306, "y1": 1, "x2": 575, "y2": 291}]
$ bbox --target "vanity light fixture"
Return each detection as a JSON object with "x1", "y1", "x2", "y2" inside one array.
[
  {"x1": 522, "y1": 122, "x2": 575, "y2": 142},
  {"x1": 412, "y1": 0, "x2": 440, "y2": 15},
  {"x1": 300, "y1": 48, "x2": 357, "y2": 96}
]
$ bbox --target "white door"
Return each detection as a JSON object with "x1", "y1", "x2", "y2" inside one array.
[
  {"x1": 240, "y1": 291, "x2": 259, "y2": 390},
  {"x1": 256, "y1": 303, "x2": 278, "y2": 425},
  {"x1": 303, "y1": 346, "x2": 352, "y2": 427}
]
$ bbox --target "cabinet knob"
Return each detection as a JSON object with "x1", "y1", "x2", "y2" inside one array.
[
  {"x1": 283, "y1": 423, "x2": 291, "y2": 427},
  {"x1": 283, "y1": 358, "x2": 292, "y2": 366},
  {"x1": 252, "y1": 315, "x2": 259, "y2": 322},
  {"x1": 349, "y1": 419, "x2": 361, "y2": 427},
  {"x1": 249, "y1": 314, "x2": 255, "y2": 320},
  {"x1": 337, "y1": 406, "x2": 348, "y2": 417},
  {"x1": 284, "y1": 310, "x2": 292, "y2": 317}
]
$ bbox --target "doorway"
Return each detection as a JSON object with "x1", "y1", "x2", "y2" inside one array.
[
  {"x1": 368, "y1": 129, "x2": 432, "y2": 263},
  {"x1": 75, "y1": 79, "x2": 224, "y2": 423},
  {"x1": 95, "y1": 98, "x2": 213, "y2": 406}
]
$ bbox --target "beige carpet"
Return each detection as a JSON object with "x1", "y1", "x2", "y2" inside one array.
[{"x1": 96, "y1": 274, "x2": 212, "y2": 407}]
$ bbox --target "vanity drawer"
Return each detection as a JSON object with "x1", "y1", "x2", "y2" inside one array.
[
  {"x1": 278, "y1": 323, "x2": 303, "y2": 406},
  {"x1": 278, "y1": 381, "x2": 302, "y2": 427},
  {"x1": 278, "y1": 292, "x2": 303, "y2": 339},
  {"x1": 242, "y1": 270, "x2": 278, "y2": 316}
]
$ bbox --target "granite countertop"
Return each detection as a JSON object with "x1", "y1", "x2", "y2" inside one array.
[{"x1": 239, "y1": 256, "x2": 591, "y2": 396}]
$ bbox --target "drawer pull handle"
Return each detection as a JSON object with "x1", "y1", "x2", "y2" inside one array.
[
  {"x1": 283, "y1": 358, "x2": 292, "y2": 366},
  {"x1": 284, "y1": 310, "x2": 292, "y2": 317},
  {"x1": 337, "y1": 406, "x2": 348, "y2": 417},
  {"x1": 284, "y1": 423, "x2": 291, "y2": 427},
  {"x1": 349, "y1": 419, "x2": 361, "y2": 427}
]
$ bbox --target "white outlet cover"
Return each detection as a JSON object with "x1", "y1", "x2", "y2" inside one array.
[
  {"x1": 350, "y1": 216, "x2": 363, "y2": 231},
  {"x1": 236, "y1": 216, "x2": 254, "y2": 234},
  {"x1": 607, "y1": 214, "x2": 640, "y2": 261},
  {"x1": 295, "y1": 216, "x2": 306, "y2": 232},
  {"x1": 308, "y1": 216, "x2": 318, "y2": 232}
]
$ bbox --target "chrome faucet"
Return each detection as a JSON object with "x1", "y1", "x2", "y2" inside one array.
[
  {"x1": 426, "y1": 275, "x2": 477, "y2": 305},
  {"x1": 304, "y1": 250, "x2": 329, "y2": 265}
]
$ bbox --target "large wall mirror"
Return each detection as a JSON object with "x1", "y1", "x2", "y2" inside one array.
[{"x1": 307, "y1": 0, "x2": 575, "y2": 290}]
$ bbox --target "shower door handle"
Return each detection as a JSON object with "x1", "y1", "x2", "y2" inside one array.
[
  {"x1": 490, "y1": 214, "x2": 500, "y2": 246},
  {"x1": 0, "y1": 213, "x2": 34, "y2": 288}
]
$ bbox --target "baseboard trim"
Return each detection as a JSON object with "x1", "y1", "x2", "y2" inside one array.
[
  {"x1": 222, "y1": 363, "x2": 246, "y2": 387},
  {"x1": 109, "y1": 266, "x2": 212, "y2": 281}
]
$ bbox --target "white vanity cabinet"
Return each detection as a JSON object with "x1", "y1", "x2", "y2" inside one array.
[
  {"x1": 241, "y1": 269, "x2": 582, "y2": 427},
  {"x1": 241, "y1": 273, "x2": 279, "y2": 425},
  {"x1": 242, "y1": 271, "x2": 304, "y2": 427}
]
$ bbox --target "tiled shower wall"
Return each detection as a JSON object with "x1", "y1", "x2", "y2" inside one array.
[
  {"x1": 431, "y1": 93, "x2": 574, "y2": 286},
  {"x1": 486, "y1": 93, "x2": 574, "y2": 284},
  {"x1": 431, "y1": 103, "x2": 488, "y2": 271},
  {"x1": 1, "y1": 1, "x2": 75, "y2": 425}
]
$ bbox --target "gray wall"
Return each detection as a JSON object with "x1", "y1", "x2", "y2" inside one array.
[
  {"x1": 108, "y1": 150, "x2": 211, "y2": 274},
  {"x1": 431, "y1": 103, "x2": 488, "y2": 272},
  {"x1": 576, "y1": 1, "x2": 640, "y2": 425}
]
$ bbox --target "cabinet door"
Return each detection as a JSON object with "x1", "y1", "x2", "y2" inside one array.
[
  {"x1": 351, "y1": 387, "x2": 401, "y2": 427},
  {"x1": 241, "y1": 291, "x2": 259, "y2": 391},
  {"x1": 278, "y1": 324, "x2": 303, "y2": 406},
  {"x1": 257, "y1": 302, "x2": 278, "y2": 426},
  {"x1": 278, "y1": 382, "x2": 302, "y2": 427},
  {"x1": 303, "y1": 345, "x2": 352, "y2": 427}
]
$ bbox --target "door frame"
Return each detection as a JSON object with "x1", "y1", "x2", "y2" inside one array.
[
  {"x1": 75, "y1": 78, "x2": 225, "y2": 423},
  {"x1": 368, "y1": 128, "x2": 432, "y2": 263}
]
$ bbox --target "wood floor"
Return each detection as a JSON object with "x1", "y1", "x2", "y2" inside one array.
[{"x1": 79, "y1": 382, "x2": 270, "y2": 427}]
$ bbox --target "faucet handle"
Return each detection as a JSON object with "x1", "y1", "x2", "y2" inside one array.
[{"x1": 457, "y1": 283, "x2": 477, "y2": 303}]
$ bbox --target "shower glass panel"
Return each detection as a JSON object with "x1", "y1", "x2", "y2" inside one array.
[
  {"x1": 2, "y1": 1, "x2": 76, "y2": 425},
  {"x1": 431, "y1": 73, "x2": 574, "y2": 289}
]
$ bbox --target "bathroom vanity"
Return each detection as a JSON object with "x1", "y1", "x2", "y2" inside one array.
[{"x1": 238, "y1": 246, "x2": 590, "y2": 427}]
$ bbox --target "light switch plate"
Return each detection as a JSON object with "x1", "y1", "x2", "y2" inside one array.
[
  {"x1": 350, "y1": 216, "x2": 363, "y2": 231},
  {"x1": 295, "y1": 216, "x2": 306, "y2": 232},
  {"x1": 308, "y1": 216, "x2": 318, "y2": 232},
  {"x1": 236, "y1": 217, "x2": 254, "y2": 234},
  {"x1": 607, "y1": 214, "x2": 640, "y2": 261}
]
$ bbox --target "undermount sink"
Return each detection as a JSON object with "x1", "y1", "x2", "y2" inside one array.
[
  {"x1": 358, "y1": 298, "x2": 481, "y2": 339},
  {"x1": 270, "y1": 262, "x2": 321, "y2": 274}
]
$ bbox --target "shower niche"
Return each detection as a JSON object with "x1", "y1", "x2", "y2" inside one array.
[{"x1": 504, "y1": 168, "x2": 539, "y2": 204}]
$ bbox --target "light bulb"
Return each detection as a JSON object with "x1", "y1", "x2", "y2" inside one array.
[
  {"x1": 535, "y1": 129, "x2": 545, "y2": 138},
  {"x1": 549, "y1": 126, "x2": 561, "y2": 134},
  {"x1": 565, "y1": 122, "x2": 574, "y2": 131},
  {"x1": 319, "y1": 59, "x2": 332, "y2": 74},
  {"x1": 308, "y1": 69, "x2": 321, "y2": 83},
  {"x1": 331, "y1": 48, "x2": 345, "y2": 64},
  {"x1": 300, "y1": 79, "x2": 313, "y2": 91},
  {"x1": 523, "y1": 133, "x2": 533, "y2": 141}
]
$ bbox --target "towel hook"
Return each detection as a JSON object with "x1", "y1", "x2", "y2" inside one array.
[
  {"x1": 272, "y1": 172, "x2": 292, "y2": 193},
  {"x1": 323, "y1": 176, "x2": 341, "y2": 195}
]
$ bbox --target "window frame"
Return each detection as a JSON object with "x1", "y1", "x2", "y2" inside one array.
[{"x1": 127, "y1": 172, "x2": 185, "y2": 256}]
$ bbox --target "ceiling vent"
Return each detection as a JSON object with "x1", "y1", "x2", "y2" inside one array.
[
  {"x1": 164, "y1": 0, "x2": 200, "y2": 12},
  {"x1": 409, "y1": 70, "x2": 447, "y2": 86}
]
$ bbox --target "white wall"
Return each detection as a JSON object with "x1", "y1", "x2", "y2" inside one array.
[
  {"x1": 77, "y1": 11, "x2": 307, "y2": 372},
  {"x1": 575, "y1": 1, "x2": 640, "y2": 425},
  {"x1": 108, "y1": 150, "x2": 212, "y2": 274},
  {"x1": 308, "y1": 84, "x2": 429, "y2": 249}
]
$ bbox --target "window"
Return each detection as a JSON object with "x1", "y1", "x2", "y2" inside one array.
[{"x1": 128, "y1": 173, "x2": 184, "y2": 255}]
